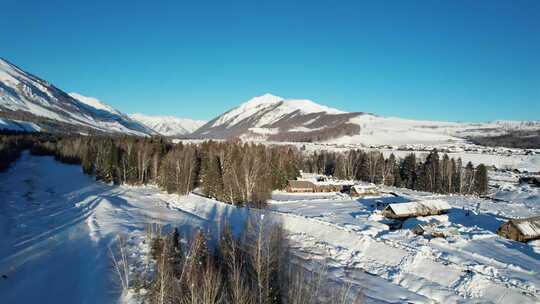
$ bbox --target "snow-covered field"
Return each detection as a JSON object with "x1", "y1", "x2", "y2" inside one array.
[
  {"x1": 270, "y1": 186, "x2": 540, "y2": 303},
  {"x1": 1, "y1": 153, "x2": 539, "y2": 303},
  {"x1": 247, "y1": 140, "x2": 540, "y2": 172}
]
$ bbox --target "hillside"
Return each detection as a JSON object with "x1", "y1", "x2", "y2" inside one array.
[
  {"x1": 191, "y1": 93, "x2": 363, "y2": 142},
  {"x1": 0, "y1": 58, "x2": 154, "y2": 136}
]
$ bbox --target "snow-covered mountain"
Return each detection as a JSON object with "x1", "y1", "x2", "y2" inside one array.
[
  {"x1": 68, "y1": 92, "x2": 122, "y2": 116},
  {"x1": 191, "y1": 93, "x2": 540, "y2": 146},
  {"x1": 2, "y1": 56, "x2": 537, "y2": 146},
  {"x1": 0, "y1": 58, "x2": 154, "y2": 135},
  {"x1": 129, "y1": 113, "x2": 206, "y2": 137},
  {"x1": 191, "y1": 93, "x2": 363, "y2": 141}
]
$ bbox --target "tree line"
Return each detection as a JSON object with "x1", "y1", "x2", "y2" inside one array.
[
  {"x1": 303, "y1": 149, "x2": 488, "y2": 195},
  {"x1": 29, "y1": 136, "x2": 301, "y2": 208},
  {"x1": 0, "y1": 132, "x2": 51, "y2": 172},
  {"x1": 1, "y1": 133, "x2": 489, "y2": 205}
]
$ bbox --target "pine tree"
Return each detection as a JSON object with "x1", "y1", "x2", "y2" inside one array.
[
  {"x1": 453, "y1": 158, "x2": 463, "y2": 193},
  {"x1": 400, "y1": 153, "x2": 417, "y2": 189},
  {"x1": 474, "y1": 164, "x2": 488, "y2": 195}
]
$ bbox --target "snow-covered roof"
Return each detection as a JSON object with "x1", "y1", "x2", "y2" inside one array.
[
  {"x1": 287, "y1": 180, "x2": 315, "y2": 189},
  {"x1": 385, "y1": 200, "x2": 451, "y2": 217},
  {"x1": 352, "y1": 184, "x2": 377, "y2": 192},
  {"x1": 510, "y1": 216, "x2": 540, "y2": 237}
]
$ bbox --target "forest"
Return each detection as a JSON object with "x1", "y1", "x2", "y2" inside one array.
[
  {"x1": 1, "y1": 133, "x2": 488, "y2": 207},
  {"x1": 122, "y1": 220, "x2": 363, "y2": 304}
]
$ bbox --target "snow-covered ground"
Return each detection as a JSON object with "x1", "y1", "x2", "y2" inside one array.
[
  {"x1": 0, "y1": 153, "x2": 241, "y2": 303},
  {"x1": 1, "y1": 153, "x2": 539, "y2": 303},
  {"x1": 270, "y1": 185, "x2": 540, "y2": 303}
]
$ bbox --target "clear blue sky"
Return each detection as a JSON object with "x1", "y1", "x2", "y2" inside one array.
[{"x1": 1, "y1": 0, "x2": 539, "y2": 122}]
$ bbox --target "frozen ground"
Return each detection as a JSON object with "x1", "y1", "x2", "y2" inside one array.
[{"x1": 1, "y1": 153, "x2": 539, "y2": 303}]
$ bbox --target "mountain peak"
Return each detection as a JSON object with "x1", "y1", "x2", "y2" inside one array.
[
  {"x1": 240, "y1": 93, "x2": 283, "y2": 108},
  {"x1": 280, "y1": 99, "x2": 345, "y2": 115}
]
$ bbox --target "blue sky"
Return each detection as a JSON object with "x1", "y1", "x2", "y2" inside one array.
[{"x1": 1, "y1": 0, "x2": 539, "y2": 122}]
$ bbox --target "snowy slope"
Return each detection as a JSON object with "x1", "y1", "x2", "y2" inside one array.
[
  {"x1": 68, "y1": 92, "x2": 122, "y2": 115},
  {"x1": 330, "y1": 114, "x2": 466, "y2": 146},
  {"x1": 192, "y1": 93, "x2": 361, "y2": 141},
  {"x1": 0, "y1": 58, "x2": 154, "y2": 136},
  {"x1": 329, "y1": 115, "x2": 540, "y2": 146},
  {"x1": 129, "y1": 113, "x2": 206, "y2": 137}
]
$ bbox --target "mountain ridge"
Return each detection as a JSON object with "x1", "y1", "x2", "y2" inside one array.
[
  {"x1": 0, "y1": 58, "x2": 154, "y2": 136},
  {"x1": 1, "y1": 57, "x2": 539, "y2": 147}
]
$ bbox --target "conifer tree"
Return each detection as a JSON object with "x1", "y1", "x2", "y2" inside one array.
[
  {"x1": 400, "y1": 153, "x2": 416, "y2": 189},
  {"x1": 474, "y1": 164, "x2": 488, "y2": 195}
]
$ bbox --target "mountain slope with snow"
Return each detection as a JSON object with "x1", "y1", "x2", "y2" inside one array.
[
  {"x1": 0, "y1": 58, "x2": 154, "y2": 136},
  {"x1": 192, "y1": 93, "x2": 362, "y2": 141},
  {"x1": 328, "y1": 115, "x2": 540, "y2": 146},
  {"x1": 192, "y1": 93, "x2": 540, "y2": 146},
  {"x1": 129, "y1": 113, "x2": 206, "y2": 137}
]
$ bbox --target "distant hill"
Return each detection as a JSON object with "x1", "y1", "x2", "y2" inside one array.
[{"x1": 129, "y1": 113, "x2": 206, "y2": 137}]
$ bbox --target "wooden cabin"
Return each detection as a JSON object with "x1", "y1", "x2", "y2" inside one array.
[
  {"x1": 497, "y1": 216, "x2": 540, "y2": 242},
  {"x1": 383, "y1": 200, "x2": 451, "y2": 219},
  {"x1": 348, "y1": 184, "x2": 379, "y2": 197},
  {"x1": 286, "y1": 180, "x2": 315, "y2": 193}
]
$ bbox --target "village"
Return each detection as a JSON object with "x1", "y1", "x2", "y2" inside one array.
[
  {"x1": 263, "y1": 169, "x2": 540, "y2": 301},
  {"x1": 283, "y1": 171, "x2": 540, "y2": 243}
]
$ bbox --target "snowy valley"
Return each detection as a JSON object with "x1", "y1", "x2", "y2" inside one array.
[
  {"x1": 1, "y1": 58, "x2": 539, "y2": 304},
  {"x1": 1, "y1": 150, "x2": 539, "y2": 303}
]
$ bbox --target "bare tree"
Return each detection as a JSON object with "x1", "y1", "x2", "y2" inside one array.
[{"x1": 109, "y1": 234, "x2": 130, "y2": 293}]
